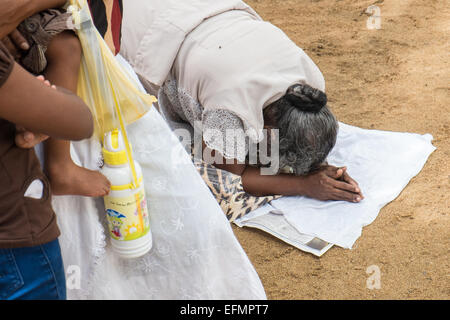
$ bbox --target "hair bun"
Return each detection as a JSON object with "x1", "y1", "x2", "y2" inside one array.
[{"x1": 285, "y1": 84, "x2": 327, "y2": 113}]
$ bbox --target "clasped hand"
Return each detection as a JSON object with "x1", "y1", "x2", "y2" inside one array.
[{"x1": 302, "y1": 165, "x2": 364, "y2": 203}]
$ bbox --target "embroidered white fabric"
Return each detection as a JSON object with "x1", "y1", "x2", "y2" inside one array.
[
  {"x1": 159, "y1": 76, "x2": 251, "y2": 162},
  {"x1": 36, "y1": 55, "x2": 266, "y2": 300}
]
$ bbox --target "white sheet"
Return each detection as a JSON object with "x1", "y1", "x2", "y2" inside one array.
[{"x1": 236, "y1": 122, "x2": 435, "y2": 253}]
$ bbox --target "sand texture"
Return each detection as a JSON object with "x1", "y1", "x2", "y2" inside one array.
[{"x1": 233, "y1": 0, "x2": 449, "y2": 299}]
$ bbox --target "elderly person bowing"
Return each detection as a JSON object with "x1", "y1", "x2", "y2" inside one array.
[{"x1": 120, "y1": 0, "x2": 363, "y2": 203}]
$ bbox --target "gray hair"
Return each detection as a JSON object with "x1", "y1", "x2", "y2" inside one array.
[{"x1": 264, "y1": 83, "x2": 338, "y2": 175}]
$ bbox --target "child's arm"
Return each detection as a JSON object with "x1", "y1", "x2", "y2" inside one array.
[{"x1": 0, "y1": 62, "x2": 93, "y2": 141}]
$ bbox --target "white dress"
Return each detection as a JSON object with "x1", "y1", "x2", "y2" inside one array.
[{"x1": 41, "y1": 56, "x2": 266, "y2": 300}]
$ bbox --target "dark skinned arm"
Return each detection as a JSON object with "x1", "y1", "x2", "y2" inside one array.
[
  {"x1": 205, "y1": 143, "x2": 364, "y2": 203},
  {"x1": 0, "y1": 62, "x2": 93, "y2": 140},
  {"x1": 0, "y1": 0, "x2": 67, "y2": 39}
]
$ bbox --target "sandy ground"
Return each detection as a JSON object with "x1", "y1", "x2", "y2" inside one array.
[{"x1": 232, "y1": 0, "x2": 450, "y2": 299}]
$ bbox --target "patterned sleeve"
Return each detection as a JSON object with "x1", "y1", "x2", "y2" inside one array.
[
  {"x1": 0, "y1": 43, "x2": 14, "y2": 89},
  {"x1": 202, "y1": 109, "x2": 250, "y2": 162}
]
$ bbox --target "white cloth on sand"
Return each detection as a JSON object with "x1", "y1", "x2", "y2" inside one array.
[
  {"x1": 236, "y1": 123, "x2": 436, "y2": 256},
  {"x1": 36, "y1": 55, "x2": 266, "y2": 299}
]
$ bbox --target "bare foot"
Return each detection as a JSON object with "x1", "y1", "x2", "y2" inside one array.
[{"x1": 47, "y1": 161, "x2": 111, "y2": 197}]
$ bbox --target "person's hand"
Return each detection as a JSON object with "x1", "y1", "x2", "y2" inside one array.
[
  {"x1": 0, "y1": 1, "x2": 26, "y2": 39},
  {"x1": 336, "y1": 166, "x2": 361, "y2": 192},
  {"x1": 1, "y1": 29, "x2": 29, "y2": 60},
  {"x1": 299, "y1": 165, "x2": 364, "y2": 202},
  {"x1": 35, "y1": 74, "x2": 57, "y2": 89},
  {"x1": 15, "y1": 125, "x2": 49, "y2": 148},
  {"x1": 0, "y1": 0, "x2": 67, "y2": 39}
]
